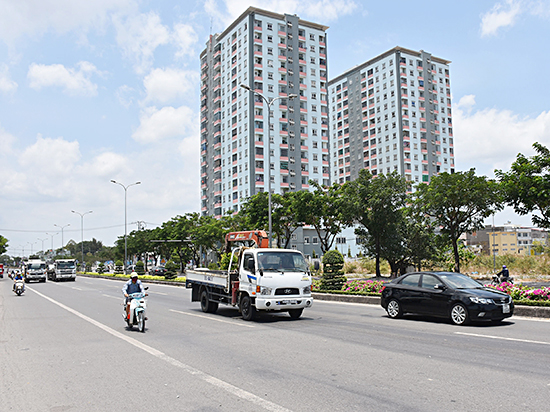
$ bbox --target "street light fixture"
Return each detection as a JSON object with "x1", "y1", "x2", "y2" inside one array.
[
  {"x1": 111, "y1": 180, "x2": 141, "y2": 274},
  {"x1": 54, "y1": 224, "x2": 70, "y2": 253},
  {"x1": 240, "y1": 84, "x2": 298, "y2": 247},
  {"x1": 72, "y1": 210, "x2": 93, "y2": 272}
]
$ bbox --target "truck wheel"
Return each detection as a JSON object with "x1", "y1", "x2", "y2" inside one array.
[
  {"x1": 240, "y1": 296, "x2": 256, "y2": 321},
  {"x1": 200, "y1": 289, "x2": 218, "y2": 314},
  {"x1": 288, "y1": 308, "x2": 303, "y2": 319}
]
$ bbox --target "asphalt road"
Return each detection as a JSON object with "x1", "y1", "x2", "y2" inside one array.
[{"x1": 1, "y1": 276, "x2": 549, "y2": 412}]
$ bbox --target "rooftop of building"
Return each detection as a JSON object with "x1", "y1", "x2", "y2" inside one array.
[
  {"x1": 328, "y1": 46, "x2": 451, "y2": 86},
  {"x1": 201, "y1": 6, "x2": 329, "y2": 57}
]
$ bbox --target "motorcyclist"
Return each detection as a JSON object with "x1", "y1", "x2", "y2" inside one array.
[
  {"x1": 496, "y1": 265, "x2": 510, "y2": 282},
  {"x1": 122, "y1": 272, "x2": 146, "y2": 319},
  {"x1": 13, "y1": 271, "x2": 24, "y2": 291}
]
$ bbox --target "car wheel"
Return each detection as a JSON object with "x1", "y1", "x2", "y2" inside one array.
[
  {"x1": 200, "y1": 289, "x2": 218, "y2": 314},
  {"x1": 386, "y1": 299, "x2": 403, "y2": 319},
  {"x1": 240, "y1": 295, "x2": 256, "y2": 321},
  {"x1": 450, "y1": 303, "x2": 470, "y2": 325}
]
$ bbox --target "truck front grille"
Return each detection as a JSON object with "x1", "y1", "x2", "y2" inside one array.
[{"x1": 275, "y1": 288, "x2": 299, "y2": 296}]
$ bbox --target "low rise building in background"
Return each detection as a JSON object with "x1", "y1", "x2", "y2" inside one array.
[{"x1": 465, "y1": 223, "x2": 548, "y2": 256}]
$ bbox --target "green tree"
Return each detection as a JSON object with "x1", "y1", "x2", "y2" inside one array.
[
  {"x1": 0, "y1": 235, "x2": 8, "y2": 255},
  {"x1": 497, "y1": 142, "x2": 550, "y2": 228},
  {"x1": 296, "y1": 182, "x2": 350, "y2": 254},
  {"x1": 414, "y1": 169, "x2": 502, "y2": 273},
  {"x1": 344, "y1": 170, "x2": 408, "y2": 277}
]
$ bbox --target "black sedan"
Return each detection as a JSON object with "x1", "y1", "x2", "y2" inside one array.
[{"x1": 380, "y1": 271, "x2": 514, "y2": 325}]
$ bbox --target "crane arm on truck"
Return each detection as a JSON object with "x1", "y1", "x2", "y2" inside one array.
[{"x1": 224, "y1": 230, "x2": 269, "y2": 252}]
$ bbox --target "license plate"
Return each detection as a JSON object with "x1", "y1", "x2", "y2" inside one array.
[
  {"x1": 503, "y1": 304, "x2": 510, "y2": 314},
  {"x1": 279, "y1": 300, "x2": 298, "y2": 305}
]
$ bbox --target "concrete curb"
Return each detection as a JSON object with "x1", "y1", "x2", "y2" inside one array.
[
  {"x1": 78, "y1": 275, "x2": 550, "y2": 319},
  {"x1": 312, "y1": 292, "x2": 550, "y2": 319}
]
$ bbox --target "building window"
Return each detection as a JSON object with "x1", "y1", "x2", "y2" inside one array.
[{"x1": 312, "y1": 237, "x2": 319, "y2": 244}]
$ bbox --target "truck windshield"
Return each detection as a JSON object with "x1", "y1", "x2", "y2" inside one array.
[
  {"x1": 57, "y1": 262, "x2": 75, "y2": 269},
  {"x1": 28, "y1": 263, "x2": 46, "y2": 270},
  {"x1": 257, "y1": 252, "x2": 308, "y2": 272}
]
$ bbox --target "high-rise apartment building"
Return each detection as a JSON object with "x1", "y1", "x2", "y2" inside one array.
[
  {"x1": 200, "y1": 7, "x2": 329, "y2": 218},
  {"x1": 328, "y1": 47, "x2": 454, "y2": 186}
]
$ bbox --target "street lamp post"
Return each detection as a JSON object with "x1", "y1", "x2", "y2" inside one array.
[
  {"x1": 46, "y1": 232, "x2": 58, "y2": 255},
  {"x1": 72, "y1": 210, "x2": 93, "y2": 272},
  {"x1": 38, "y1": 237, "x2": 48, "y2": 255},
  {"x1": 54, "y1": 224, "x2": 70, "y2": 254},
  {"x1": 241, "y1": 84, "x2": 298, "y2": 247},
  {"x1": 27, "y1": 241, "x2": 36, "y2": 256},
  {"x1": 111, "y1": 180, "x2": 141, "y2": 274}
]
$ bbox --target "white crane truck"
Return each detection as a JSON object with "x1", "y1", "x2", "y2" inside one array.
[{"x1": 185, "y1": 231, "x2": 313, "y2": 320}]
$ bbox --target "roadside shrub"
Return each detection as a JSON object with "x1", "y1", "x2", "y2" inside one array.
[
  {"x1": 319, "y1": 250, "x2": 346, "y2": 291},
  {"x1": 114, "y1": 260, "x2": 123, "y2": 274},
  {"x1": 97, "y1": 262, "x2": 105, "y2": 274},
  {"x1": 164, "y1": 260, "x2": 178, "y2": 279},
  {"x1": 208, "y1": 262, "x2": 218, "y2": 270},
  {"x1": 342, "y1": 279, "x2": 386, "y2": 294},
  {"x1": 135, "y1": 260, "x2": 145, "y2": 275},
  {"x1": 219, "y1": 253, "x2": 238, "y2": 271}
]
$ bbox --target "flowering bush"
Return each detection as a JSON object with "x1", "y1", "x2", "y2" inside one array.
[
  {"x1": 487, "y1": 282, "x2": 550, "y2": 302},
  {"x1": 313, "y1": 278, "x2": 385, "y2": 294}
]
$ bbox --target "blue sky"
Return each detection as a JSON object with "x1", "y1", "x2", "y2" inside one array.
[{"x1": 1, "y1": 0, "x2": 549, "y2": 254}]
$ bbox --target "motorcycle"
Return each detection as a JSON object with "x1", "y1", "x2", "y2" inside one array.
[
  {"x1": 13, "y1": 279, "x2": 25, "y2": 296},
  {"x1": 123, "y1": 289, "x2": 148, "y2": 332},
  {"x1": 491, "y1": 274, "x2": 514, "y2": 286}
]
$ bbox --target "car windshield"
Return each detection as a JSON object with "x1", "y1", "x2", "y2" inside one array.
[
  {"x1": 257, "y1": 251, "x2": 308, "y2": 272},
  {"x1": 57, "y1": 262, "x2": 75, "y2": 269},
  {"x1": 438, "y1": 273, "x2": 482, "y2": 289}
]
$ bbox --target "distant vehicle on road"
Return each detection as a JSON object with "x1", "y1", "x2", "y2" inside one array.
[
  {"x1": 23, "y1": 259, "x2": 47, "y2": 283},
  {"x1": 148, "y1": 266, "x2": 166, "y2": 276},
  {"x1": 49, "y1": 259, "x2": 77, "y2": 281},
  {"x1": 380, "y1": 271, "x2": 514, "y2": 325}
]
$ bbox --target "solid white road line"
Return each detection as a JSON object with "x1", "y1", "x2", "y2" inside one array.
[
  {"x1": 455, "y1": 332, "x2": 550, "y2": 346},
  {"x1": 169, "y1": 309, "x2": 255, "y2": 328},
  {"x1": 27, "y1": 287, "x2": 286, "y2": 412}
]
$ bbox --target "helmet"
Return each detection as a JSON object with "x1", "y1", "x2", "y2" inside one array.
[
  {"x1": 503, "y1": 265, "x2": 506, "y2": 268},
  {"x1": 131, "y1": 272, "x2": 138, "y2": 279}
]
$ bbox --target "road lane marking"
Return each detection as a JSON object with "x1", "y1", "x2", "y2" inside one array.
[
  {"x1": 455, "y1": 332, "x2": 550, "y2": 346},
  {"x1": 153, "y1": 291, "x2": 168, "y2": 296},
  {"x1": 71, "y1": 287, "x2": 83, "y2": 291},
  {"x1": 169, "y1": 309, "x2": 255, "y2": 328},
  {"x1": 102, "y1": 294, "x2": 120, "y2": 300},
  {"x1": 27, "y1": 287, "x2": 286, "y2": 412}
]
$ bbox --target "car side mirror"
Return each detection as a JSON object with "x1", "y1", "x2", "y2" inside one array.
[
  {"x1": 313, "y1": 261, "x2": 320, "y2": 271},
  {"x1": 247, "y1": 259, "x2": 255, "y2": 272},
  {"x1": 434, "y1": 284, "x2": 446, "y2": 290}
]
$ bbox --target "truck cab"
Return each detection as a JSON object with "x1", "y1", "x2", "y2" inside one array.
[
  {"x1": 51, "y1": 259, "x2": 77, "y2": 281},
  {"x1": 24, "y1": 259, "x2": 47, "y2": 283}
]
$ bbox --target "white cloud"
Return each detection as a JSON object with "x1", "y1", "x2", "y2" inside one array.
[
  {"x1": 132, "y1": 105, "x2": 197, "y2": 143},
  {"x1": 27, "y1": 61, "x2": 101, "y2": 96},
  {"x1": 0, "y1": 64, "x2": 18, "y2": 94},
  {"x1": 205, "y1": 0, "x2": 358, "y2": 27},
  {"x1": 116, "y1": 84, "x2": 137, "y2": 108},
  {"x1": 113, "y1": 11, "x2": 171, "y2": 75},
  {"x1": 173, "y1": 23, "x2": 199, "y2": 59},
  {"x1": 480, "y1": 0, "x2": 523, "y2": 37},
  {"x1": 454, "y1": 95, "x2": 550, "y2": 177},
  {"x1": 0, "y1": 0, "x2": 136, "y2": 45},
  {"x1": 142, "y1": 68, "x2": 198, "y2": 105}
]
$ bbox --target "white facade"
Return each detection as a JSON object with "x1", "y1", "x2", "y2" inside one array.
[
  {"x1": 328, "y1": 47, "x2": 454, "y2": 186},
  {"x1": 200, "y1": 7, "x2": 329, "y2": 218}
]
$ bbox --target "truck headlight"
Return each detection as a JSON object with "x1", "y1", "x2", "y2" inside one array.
[
  {"x1": 260, "y1": 286, "x2": 272, "y2": 295},
  {"x1": 303, "y1": 286, "x2": 311, "y2": 295}
]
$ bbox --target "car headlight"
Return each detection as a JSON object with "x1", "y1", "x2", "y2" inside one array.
[
  {"x1": 260, "y1": 286, "x2": 272, "y2": 295},
  {"x1": 469, "y1": 297, "x2": 494, "y2": 304},
  {"x1": 303, "y1": 286, "x2": 311, "y2": 295}
]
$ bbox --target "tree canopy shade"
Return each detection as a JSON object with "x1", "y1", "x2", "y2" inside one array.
[
  {"x1": 344, "y1": 170, "x2": 408, "y2": 277},
  {"x1": 496, "y1": 142, "x2": 550, "y2": 228},
  {"x1": 414, "y1": 169, "x2": 503, "y2": 273}
]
